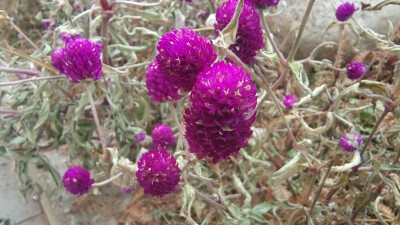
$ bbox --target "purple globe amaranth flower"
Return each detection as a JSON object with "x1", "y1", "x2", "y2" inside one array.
[
  {"x1": 60, "y1": 33, "x2": 82, "y2": 42},
  {"x1": 152, "y1": 124, "x2": 175, "y2": 149},
  {"x1": 136, "y1": 149, "x2": 180, "y2": 197},
  {"x1": 156, "y1": 28, "x2": 216, "y2": 92},
  {"x1": 283, "y1": 94, "x2": 296, "y2": 108},
  {"x1": 135, "y1": 132, "x2": 146, "y2": 142},
  {"x1": 51, "y1": 38, "x2": 103, "y2": 83},
  {"x1": 346, "y1": 61, "x2": 366, "y2": 79},
  {"x1": 335, "y1": 2, "x2": 359, "y2": 22},
  {"x1": 62, "y1": 166, "x2": 94, "y2": 195},
  {"x1": 184, "y1": 61, "x2": 257, "y2": 163},
  {"x1": 43, "y1": 20, "x2": 51, "y2": 29},
  {"x1": 247, "y1": 0, "x2": 279, "y2": 8},
  {"x1": 146, "y1": 61, "x2": 183, "y2": 102},
  {"x1": 340, "y1": 132, "x2": 362, "y2": 152},
  {"x1": 215, "y1": 0, "x2": 264, "y2": 64}
]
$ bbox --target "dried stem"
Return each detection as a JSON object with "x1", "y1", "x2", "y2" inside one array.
[
  {"x1": 85, "y1": 83, "x2": 109, "y2": 163},
  {"x1": 92, "y1": 172, "x2": 123, "y2": 187},
  {"x1": 7, "y1": 18, "x2": 40, "y2": 51},
  {"x1": 191, "y1": 185, "x2": 228, "y2": 211},
  {"x1": 359, "y1": 108, "x2": 389, "y2": 157},
  {"x1": 0, "y1": 66, "x2": 39, "y2": 76},
  {"x1": 309, "y1": 160, "x2": 334, "y2": 213},
  {"x1": 0, "y1": 75, "x2": 64, "y2": 87},
  {"x1": 257, "y1": 9, "x2": 288, "y2": 68},
  {"x1": 287, "y1": 0, "x2": 316, "y2": 61}
]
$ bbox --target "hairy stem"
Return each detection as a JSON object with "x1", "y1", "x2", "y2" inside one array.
[
  {"x1": 0, "y1": 66, "x2": 39, "y2": 76},
  {"x1": 0, "y1": 75, "x2": 64, "y2": 87},
  {"x1": 85, "y1": 83, "x2": 109, "y2": 163},
  {"x1": 257, "y1": 9, "x2": 288, "y2": 68},
  {"x1": 92, "y1": 172, "x2": 123, "y2": 187},
  {"x1": 169, "y1": 102, "x2": 189, "y2": 151},
  {"x1": 309, "y1": 160, "x2": 334, "y2": 213},
  {"x1": 360, "y1": 108, "x2": 389, "y2": 157},
  {"x1": 287, "y1": 0, "x2": 316, "y2": 61}
]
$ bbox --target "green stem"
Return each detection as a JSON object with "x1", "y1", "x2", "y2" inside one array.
[{"x1": 0, "y1": 75, "x2": 64, "y2": 87}]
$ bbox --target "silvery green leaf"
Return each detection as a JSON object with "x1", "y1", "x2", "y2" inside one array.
[
  {"x1": 382, "y1": 45, "x2": 400, "y2": 57},
  {"x1": 32, "y1": 102, "x2": 50, "y2": 140},
  {"x1": 270, "y1": 152, "x2": 305, "y2": 185},
  {"x1": 298, "y1": 112, "x2": 334, "y2": 134},
  {"x1": 180, "y1": 185, "x2": 198, "y2": 225},
  {"x1": 174, "y1": 9, "x2": 185, "y2": 28},
  {"x1": 289, "y1": 61, "x2": 313, "y2": 96},
  {"x1": 249, "y1": 201, "x2": 276, "y2": 223},
  {"x1": 233, "y1": 173, "x2": 251, "y2": 209},
  {"x1": 331, "y1": 151, "x2": 361, "y2": 172},
  {"x1": 240, "y1": 149, "x2": 270, "y2": 167},
  {"x1": 136, "y1": 147, "x2": 148, "y2": 163},
  {"x1": 372, "y1": 197, "x2": 389, "y2": 225},
  {"x1": 132, "y1": 9, "x2": 165, "y2": 21},
  {"x1": 218, "y1": 187, "x2": 242, "y2": 220},
  {"x1": 359, "y1": 80, "x2": 389, "y2": 98}
]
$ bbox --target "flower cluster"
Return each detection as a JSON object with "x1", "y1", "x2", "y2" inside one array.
[
  {"x1": 335, "y1": 2, "x2": 359, "y2": 22},
  {"x1": 340, "y1": 132, "x2": 362, "y2": 152},
  {"x1": 283, "y1": 94, "x2": 296, "y2": 108},
  {"x1": 155, "y1": 28, "x2": 216, "y2": 92},
  {"x1": 51, "y1": 36, "x2": 103, "y2": 83},
  {"x1": 215, "y1": 0, "x2": 264, "y2": 64},
  {"x1": 184, "y1": 61, "x2": 257, "y2": 163},
  {"x1": 136, "y1": 149, "x2": 180, "y2": 197},
  {"x1": 346, "y1": 61, "x2": 366, "y2": 79},
  {"x1": 247, "y1": 0, "x2": 279, "y2": 8},
  {"x1": 145, "y1": 61, "x2": 183, "y2": 102},
  {"x1": 152, "y1": 124, "x2": 175, "y2": 149},
  {"x1": 62, "y1": 166, "x2": 94, "y2": 195}
]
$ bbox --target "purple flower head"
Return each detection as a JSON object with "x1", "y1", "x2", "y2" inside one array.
[
  {"x1": 215, "y1": 0, "x2": 264, "y2": 64},
  {"x1": 247, "y1": 0, "x2": 279, "y2": 8},
  {"x1": 51, "y1": 38, "x2": 103, "y2": 83},
  {"x1": 146, "y1": 61, "x2": 184, "y2": 102},
  {"x1": 121, "y1": 187, "x2": 133, "y2": 194},
  {"x1": 283, "y1": 94, "x2": 296, "y2": 108},
  {"x1": 184, "y1": 61, "x2": 257, "y2": 163},
  {"x1": 346, "y1": 61, "x2": 366, "y2": 79},
  {"x1": 335, "y1": 2, "x2": 359, "y2": 22},
  {"x1": 136, "y1": 149, "x2": 180, "y2": 197},
  {"x1": 152, "y1": 124, "x2": 175, "y2": 149},
  {"x1": 340, "y1": 132, "x2": 362, "y2": 152},
  {"x1": 135, "y1": 132, "x2": 146, "y2": 142},
  {"x1": 62, "y1": 166, "x2": 94, "y2": 195},
  {"x1": 43, "y1": 20, "x2": 51, "y2": 29},
  {"x1": 156, "y1": 28, "x2": 216, "y2": 92}
]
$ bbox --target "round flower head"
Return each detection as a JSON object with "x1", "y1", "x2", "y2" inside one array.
[
  {"x1": 247, "y1": 0, "x2": 279, "y2": 8},
  {"x1": 51, "y1": 37, "x2": 103, "y2": 83},
  {"x1": 340, "y1": 132, "x2": 362, "y2": 152},
  {"x1": 283, "y1": 94, "x2": 296, "y2": 108},
  {"x1": 184, "y1": 61, "x2": 257, "y2": 163},
  {"x1": 152, "y1": 124, "x2": 175, "y2": 149},
  {"x1": 146, "y1": 61, "x2": 183, "y2": 102},
  {"x1": 156, "y1": 28, "x2": 216, "y2": 92},
  {"x1": 43, "y1": 20, "x2": 51, "y2": 29},
  {"x1": 215, "y1": 0, "x2": 264, "y2": 64},
  {"x1": 136, "y1": 149, "x2": 180, "y2": 197},
  {"x1": 335, "y1": 2, "x2": 359, "y2": 22},
  {"x1": 62, "y1": 166, "x2": 94, "y2": 195},
  {"x1": 346, "y1": 61, "x2": 366, "y2": 79}
]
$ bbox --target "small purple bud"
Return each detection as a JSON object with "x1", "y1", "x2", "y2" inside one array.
[
  {"x1": 121, "y1": 187, "x2": 133, "y2": 194},
  {"x1": 199, "y1": 11, "x2": 206, "y2": 18},
  {"x1": 346, "y1": 62, "x2": 366, "y2": 79},
  {"x1": 43, "y1": 21, "x2": 51, "y2": 29},
  {"x1": 335, "y1": 2, "x2": 359, "y2": 22},
  {"x1": 135, "y1": 132, "x2": 146, "y2": 142},
  {"x1": 283, "y1": 94, "x2": 296, "y2": 108},
  {"x1": 73, "y1": 1, "x2": 80, "y2": 9},
  {"x1": 247, "y1": 0, "x2": 279, "y2": 8},
  {"x1": 340, "y1": 132, "x2": 362, "y2": 152},
  {"x1": 18, "y1": 33, "x2": 24, "y2": 40},
  {"x1": 152, "y1": 124, "x2": 175, "y2": 149},
  {"x1": 62, "y1": 166, "x2": 94, "y2": 195}
]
